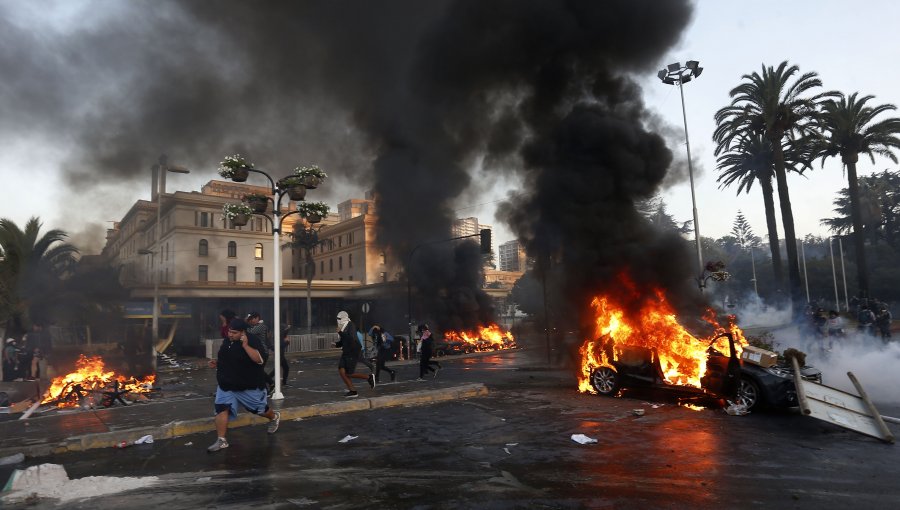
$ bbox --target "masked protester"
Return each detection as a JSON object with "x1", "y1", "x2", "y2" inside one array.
[
  {"x1": 334, "y1": 311, "x2": 375, "y2": 397},
  {"x1": 370, "y1": 325, "x2": 397, "y2": 383}
]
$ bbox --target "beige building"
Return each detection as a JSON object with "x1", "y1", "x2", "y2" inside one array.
[{"x1": 499, "y1": 239, "x2": 528, "y2": 272}]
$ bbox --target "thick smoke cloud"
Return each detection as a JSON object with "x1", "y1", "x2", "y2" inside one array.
[{"x1": 1, "y1": 0, "x2": 698, "y2": 331}]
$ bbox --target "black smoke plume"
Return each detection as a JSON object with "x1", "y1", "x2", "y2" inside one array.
[{"x1": 0, "y1": 0, "x2": 700, "y2": 333}]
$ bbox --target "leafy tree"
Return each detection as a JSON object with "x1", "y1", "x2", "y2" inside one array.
[
  {"x1": 637, "y1": 195, "x2": 692, "y2": 234},
  {"x1": 823, "y1": 170, "x2": 900, "y2": 250},
  {"x1": 0, "y1": 217, "x2": 79, "y2": 335},
  {"x1": 714, "y1": 61, "x2": 837, "y2": 308},
  {"x1": 813, "y1": 93, "x2": 900, "y2": 298}
]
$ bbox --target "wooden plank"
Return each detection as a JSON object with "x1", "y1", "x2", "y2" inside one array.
[{"x1": 847, "y1": 371, "x2": 894, "y2": 444}]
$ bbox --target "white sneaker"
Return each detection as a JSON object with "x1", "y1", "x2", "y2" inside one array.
[
  {"x1": 207, "y1": 437, "x2": 229, "y2": 452},
  {"x1": 267, "y1": 411, "x2": 281, "y2": 434}
]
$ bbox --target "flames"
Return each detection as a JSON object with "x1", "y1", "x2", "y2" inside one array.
[
  {"x1": 577, "y1": 285, "x2": 747, "y2": 393},
  {"x1": 42, "y1": 355, "x2": 155, "y2": 408},
  {"x1": 444, "y1": 323, "x2": 516, "y2": 351}
]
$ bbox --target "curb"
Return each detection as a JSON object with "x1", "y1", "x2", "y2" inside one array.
[{"x1": 5, "y1": 383, "x2": 489, "y2": 459}]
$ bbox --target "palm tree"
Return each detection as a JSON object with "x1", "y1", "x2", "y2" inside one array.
[
  {"x1": 714, "y1": 61, "x2": 838, "y2": 308},
  {"x1": 288, "y1": 225, "x2": 331, "y2": 334},
  {"x1": 0, "y1": 217, "x2": 79, "y2": 335},
  {"x1": 715, "y1": 132, "x2": 784, "y2": 291},
  {"x1": 813, "y1": 93, "x2": 900, "y2": 298}
]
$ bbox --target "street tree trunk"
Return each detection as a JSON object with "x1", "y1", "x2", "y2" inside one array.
[
  {"x1": 305, "y1": 253, "x2": 315, "y2": 334},
  {"x1": 771, "y1": 138, "x2": 803, "y2": 309},
  {"x1": 759, "y1": 174, "x2": 784, "y2": 291},
  {"x1": 844, "y1": 154, "x2": 869, "y2": 298}
]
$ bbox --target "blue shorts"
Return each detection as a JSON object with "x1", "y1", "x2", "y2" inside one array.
[{"x1": 214, "y1": 387, "x2": 268, "y2": 419}]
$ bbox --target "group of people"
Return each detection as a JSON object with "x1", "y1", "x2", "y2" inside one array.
[
  {"x1": 208, "y1": 308, "x2": 445, "y2": 453},
  {"x1": 804, "y1": 299, "x2": 893, "y2": 346},
  {"x1": 2, "y1": 323, "x2": 52, "y2": 382}
]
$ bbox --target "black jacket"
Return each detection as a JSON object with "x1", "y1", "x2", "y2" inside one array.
[
  {"x1": 216, "y1": 334, "x2": 268, "y2": 391},
  {"x1": 335, "y1": 322, "x2": 360, "y2": 356}
]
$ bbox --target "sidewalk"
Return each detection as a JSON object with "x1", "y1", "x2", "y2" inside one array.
[{"x1": 0, "y1": 352, "x2": 488, "y2": 459}]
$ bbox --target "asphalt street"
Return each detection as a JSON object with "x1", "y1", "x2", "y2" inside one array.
[{"x1": 2, "y1": 342, "x2": 900, "y2": 509}]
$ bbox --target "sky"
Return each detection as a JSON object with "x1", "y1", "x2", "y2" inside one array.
[{"x1": 2, "y1": 0, "x2": 899, "y2": 257}]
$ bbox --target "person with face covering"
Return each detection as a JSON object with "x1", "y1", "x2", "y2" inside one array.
[
  {"x1": 416, "y1": 324, "x2": 441, "y2": 381},
  {"x1": 334, "y1": 310, "x2": 375, "y2": 397}
]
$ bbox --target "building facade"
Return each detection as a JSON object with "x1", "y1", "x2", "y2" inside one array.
[{"x1": 499, "y1": 239, "x2": 528, "y2": 272}]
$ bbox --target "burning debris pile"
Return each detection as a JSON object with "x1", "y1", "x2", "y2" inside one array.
[
  {"x1": 42, "y1": 355, "x2": 155, "y2": 408},
  {"x1": 443, "y1": 323, "x2": 517, "y2": 352},
  {"x1": 578, "y1": 275, "x2": 748, "y2": 393}
]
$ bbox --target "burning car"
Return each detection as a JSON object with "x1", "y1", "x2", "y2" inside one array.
[
  {"x1": 588, "y1": 333, "x2": 822, "y2": 410},
  {"x1": 578, "y1": 284, "x2": 822, "y2": 412}
]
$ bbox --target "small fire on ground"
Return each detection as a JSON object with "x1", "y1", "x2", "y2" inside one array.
[
  {"x1": 443, "y1": 323, "x2": 517, "y2": 351},
  {"x1": 42, "y1": 354, "x2": 156, "y2": 408},
  {"x1": 578, "y1": 276, "x2": 747, "y2": 393}
]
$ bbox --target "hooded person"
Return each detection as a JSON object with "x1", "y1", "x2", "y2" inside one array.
[
  {"x1": 333, "y1": 310, "x2": 374, "y2": 397},
  {"x1": 416, "y1": 324, "x2": 441, "y2": 380},
  {"x1": 370, "y1": 324, "x2": 397, "y2": 383},
  {"x1": 207, "y1": 317, "x2": 280, "y2": 453}
]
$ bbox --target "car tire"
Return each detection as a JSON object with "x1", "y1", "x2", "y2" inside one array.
[
  {"x1": 590, "y1": 366, "x2": 620, "y2": 396},
  {"x1": 435, "y1": 350, "x2": 445, "y2": 357},
  {"x1": 736, "y1": 376, "x2": 764, "y2": 410}
]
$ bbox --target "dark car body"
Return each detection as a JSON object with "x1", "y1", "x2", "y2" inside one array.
[
  {"x1": 589, "y1": 333, "x2": 822, "y2": 411},
  {"x1": 434, "y1": 339, "x2": 474, "y2": 357}
]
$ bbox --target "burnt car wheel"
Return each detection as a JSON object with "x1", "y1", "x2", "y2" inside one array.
[
  {"x1": 590, "y1": 366, "x2": 620, "y2": 396},
  {"x1": 736, "y1": 376, "x2": 763, "y2": 410}
]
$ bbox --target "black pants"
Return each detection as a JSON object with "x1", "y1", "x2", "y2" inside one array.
[
  {"x1": 419, "y1": 350, "x2": 440, "y2": 378},
  {"x1": 375, "y1": 350, "x2": 395, "y2": 381},
  {"x1": 267, "y1": 348, "x2": 290, "y2": 385}
]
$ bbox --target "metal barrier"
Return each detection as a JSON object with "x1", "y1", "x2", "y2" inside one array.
[{"x1": 204, "y1": 332, "x2": 339, "y2": 358}]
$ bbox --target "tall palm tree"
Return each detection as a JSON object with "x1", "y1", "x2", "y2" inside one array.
[
  {"x1": 289, "y1": 225, "x2": 331, "y2": 334},
  {"x1": 713, "y1": 61, "x2": 838, "y2": 308},
  {"x1": 0, "y1": 217, "x2": 79, "y2": 334},
  {"x1": 813, "y1": 93, "x2": 900, "y2": 298},
  {"x1": 715, "y1": 132, "x2": 784, "y2": 291}
]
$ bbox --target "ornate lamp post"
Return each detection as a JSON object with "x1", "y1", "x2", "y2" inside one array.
[
  {"x1": 218, "y1": 155, "x2": 327, "y2": 400},
  {"x1": 658, "y1": 60, "x2": 704, "y2": 290}
]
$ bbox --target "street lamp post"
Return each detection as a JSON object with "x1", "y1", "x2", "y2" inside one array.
[
  {"x1": 150, "y1": 155, "x2": 190, "y2": 371},
  {"x1": 219, "y1": 160, "x2": 325, "y2": 401},
  {"x1": 658, "y1": 60, "x2": 704, "y2": 290}
]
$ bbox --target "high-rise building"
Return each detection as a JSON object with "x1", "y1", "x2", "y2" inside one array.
[{"x1": 499, "y1": 240, "x2": 527, "y2": 272}]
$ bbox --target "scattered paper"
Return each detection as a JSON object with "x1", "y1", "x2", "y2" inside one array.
[
  {"x1": 505, "y1": 443, "x2": 518, "y2": 446},
  {"x1": 570, "y1": 434, "x2": 598, "y2": 444},
  {"x1": 503, "y1": 448, "x2": 511, "y2": 455},
  {"x1": 724, "y1": 403, "x2": 749, "y2": 416},
  {"x1": 134, "y1": 434, "x2": 154, "y2": 444},
  {"x1": 338, "y1": 435, "x2": 358, "y2": 443},
  {"x1": 184, "y1": 442, "x2": 193, "y2": 446}
]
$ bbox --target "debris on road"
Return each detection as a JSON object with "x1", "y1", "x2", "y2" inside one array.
[
  {"x1": 632, "y1": 409, "x2": 645, "y2": 416},
  {"x1": 338, "y1": 435, "x2": 358, "y2": 443},
  {"x1": 134, "y1": 434, "x2": 154, "y2": 444},
  {"x1": 570, "y1": 434, "x2": 598, "y2": 444},
  {"x1": 0, "y1": 453, "x2": 25, "y2": 466},
  {"x1": 724, "y1": 403, "x2": 749, "y2": 416},
  {"x1": 2, "y1": 463, "x2": 160, "y2": 504}
]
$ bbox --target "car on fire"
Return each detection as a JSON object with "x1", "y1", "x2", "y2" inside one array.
[
  {"x1": 589, "y1": 332, "x2": 823, "y2": 411},
  {"x1": 434, "y1": 338, "x2": 475, "y2": 357}
]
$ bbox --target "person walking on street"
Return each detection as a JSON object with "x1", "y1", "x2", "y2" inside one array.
[
  {"x1": 876, "y1": 306, "x2": 893, "y2": 340},
  {"x1": 370, "y1": 324, "x2": 396, "y2": 383},
  {"x1": 246, "y1": 312, "x2": 275, "y2": 392},
  {"x1": 207, "y1": 318, "x2": 280, "y2": 453},
  {"x1": 335, "y1": 310, "x2": 375, "y2": 397},
  {"x1": 857, "y1": 305, "x2": 876, "y2": 336},
  {"x1": 417, "y1": 324, "x2": 441, "y2": 381}
]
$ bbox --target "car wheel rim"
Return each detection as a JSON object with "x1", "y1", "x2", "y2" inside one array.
[
  {"x1": 592, "y1": 367, "x2": 616, "y2": 394},
  {"x1": 737, "y1": 379, "x2": 758, "y2": 408}
]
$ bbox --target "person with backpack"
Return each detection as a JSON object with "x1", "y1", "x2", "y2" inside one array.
[
  {"x1": 334, "y1": 311, "x2": 375, "y2": 398},
  {"x1": 416, "y1": 324, "x2": 441, "y2": 381},
  {"x1": 876, "y1": 306, "x2": 893, "y2": 340},
  {"x1": 857, "y1": 305, "x2": 876, "y2": 336},
  {"x1": 369, "y1": 324, "x2": 396, "y2": 383}
]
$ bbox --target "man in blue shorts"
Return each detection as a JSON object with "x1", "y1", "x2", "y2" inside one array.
[{"x1": 208, "y1": 318, "x2": 280, "y2": 452}]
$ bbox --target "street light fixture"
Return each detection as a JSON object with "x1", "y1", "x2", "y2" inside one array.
[
  {"x1": 150, "y1": 155, "x2": 190, "y2": 371},
  {"x1": 218, "y1": 162, "x2": 325, "y2": 401},
  {"x1": 658, "y1": 60, "x2": 704, "y2": 290}
]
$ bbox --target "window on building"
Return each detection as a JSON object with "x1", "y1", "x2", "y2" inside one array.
[
  {"x1": 381, "y1": 271, "x2": 387, "y2": 283},
  {"x1": 255, "y1": 243, "x2": 263, "y2": 259},
  {"x1": 329, "y1": 259, "x2": 333, "y2": 272},
  {"x1": 199, "y1": 265, "x2": 208, "y2": 282},
  {"x1": 320, "y1": 261, "x2": 324, "y2": 274},
  {"x1": 228, "y1": 266, "x2": 237, "y2": 283},
  {"x1": 228, "y1": 241, "x2": 237, "y2": 258},
  {"x1": 199, "y1": 239, "x2": 208, "y2": 256},
  {"x1": 338, "y1": 236, "x2": 342, "y2": 248},
  {"x1": 380, "y1": 252, "x2": 386, "y2": 264},
  {"x1": 255, "y1": 218, "x2": 263, "y2": 232},
  {"x1": 200, "y1": 212, "x2": 210, "y2": 227},
  {"x1": 338, "y1": 256, "x2": 342, "y2": 270},
  {"x1": 348, "y1": 232, "x2": 354, "y2": 244},
  {"x1": 348, "y1": 253, "x2": 353, "y2": 268},
  {"x1": 255, "y1": 267, "x2": 263, "y2": 282}
]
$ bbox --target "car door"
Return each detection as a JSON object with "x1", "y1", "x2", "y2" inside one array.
[{"x1": 700, "y1": 332, "x2": 741, "y2": 399}]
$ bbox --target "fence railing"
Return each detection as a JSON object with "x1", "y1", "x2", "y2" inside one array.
[{"x1": 203, "y1": 332, "x2": 340, "y2": 358}]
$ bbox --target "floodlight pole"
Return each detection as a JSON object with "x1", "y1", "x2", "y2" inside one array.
[{"x1": 659, "y1": 61, "x2": 704, "y2": 291}]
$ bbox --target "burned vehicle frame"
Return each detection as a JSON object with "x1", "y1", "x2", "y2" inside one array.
[{"x1": 589, "y1": 332, "x2": 822, "y2": 411}]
